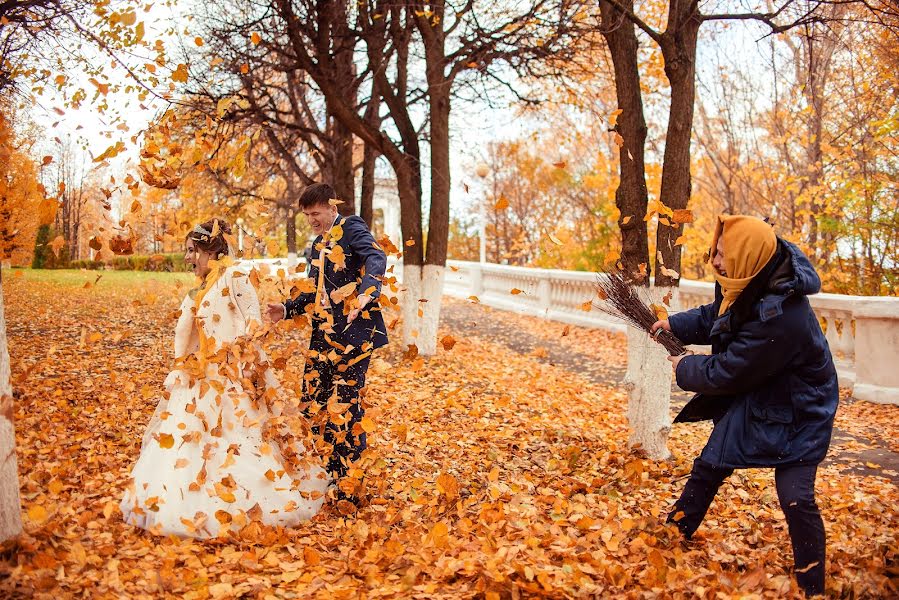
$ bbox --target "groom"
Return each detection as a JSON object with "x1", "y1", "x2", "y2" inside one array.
[{"x1": 267, "y1": 182, "x2": 388, "y2": 506}]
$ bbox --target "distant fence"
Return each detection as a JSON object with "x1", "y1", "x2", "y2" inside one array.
[{"x1": 253, "y1": 257, "x2": 899, "y2": 406}]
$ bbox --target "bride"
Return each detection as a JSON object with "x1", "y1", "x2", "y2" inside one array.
[{"x1": 120, "y1": 218, "x2": 329, "y2": 538}]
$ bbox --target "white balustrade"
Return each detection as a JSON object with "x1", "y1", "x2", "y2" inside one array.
[
  {"x1": 440, "y1": 260, "x2": 899, "y2": 406},
  {"x1": 252, "y1": 257, "x2": 899, "y2": 405}
]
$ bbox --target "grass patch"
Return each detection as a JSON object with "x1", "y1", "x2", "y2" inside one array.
[{"x1": 4, "y1": 267, "x2": 195, "y2": 290}]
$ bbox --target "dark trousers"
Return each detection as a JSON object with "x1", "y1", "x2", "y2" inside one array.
[
  {"x1": 303, "y1": 327, "x2": 371, "y2": 481},
  {"x1": 668, "y1": 459, "x2": 825, "y2": 596}
]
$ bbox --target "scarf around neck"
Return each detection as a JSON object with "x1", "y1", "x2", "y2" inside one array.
[{"x1": 710, "y1": 215, "x2": 777, "y2": 316}]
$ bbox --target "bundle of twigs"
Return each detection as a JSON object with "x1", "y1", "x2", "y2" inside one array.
[{"x1": 594, "y1": 270, "x2": 687, "y2": 356}]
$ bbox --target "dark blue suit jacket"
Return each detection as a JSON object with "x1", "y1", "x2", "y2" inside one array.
[{"x1": 284, "y1": 215, "x2": 389, "y2": 350}]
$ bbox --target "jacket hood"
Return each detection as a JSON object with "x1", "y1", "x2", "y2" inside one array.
[{"x1": 767, "y1": 239, "x2": 821, "y2": 298}]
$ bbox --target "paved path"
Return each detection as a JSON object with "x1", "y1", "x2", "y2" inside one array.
[{"x1": 440, "y1": 297, "x2": 899, "y2": 483}]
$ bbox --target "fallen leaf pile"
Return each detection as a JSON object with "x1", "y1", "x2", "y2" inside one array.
[{"x1": 1, "y1": 270, "x2": 897, "y2": 598}]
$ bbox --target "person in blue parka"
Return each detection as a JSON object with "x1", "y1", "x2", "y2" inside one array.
[{"x1": 651, "y1": 215, "x2": 839, "y2": 596}]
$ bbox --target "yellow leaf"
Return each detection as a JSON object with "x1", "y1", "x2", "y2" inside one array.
[
  {"x1": 93, "y1": 142, "x2": 125, "y2": 163},
  {"x1": 251, "y1": 32, "x2": 261, "y2": 45},
  {"x1": 157, "y1": 433, "x2": 174, "y2": 448},
  {"x1": 650, "y1": 303, "x2": 669, "y2": 320},
  {"x1": 621, "y1": 215, "x2": 632, "y2": 225},
  {"x1": 135, "y1": 21, "x2": 145, "y2": 42},
  {"x1": 510, "y1": 288, "x2": 524, "y2": 295},
  {"x1": 215, "y1": 510, "x2": 232, "y2": 524},
  {"x1": 194, "y1": 36, "x2": 204, "y2": 46},
  {"x1": 360, "y1": 416, "x2": 376, "y2": 433},
  {"x1": 436, "y1": 473, "x2": 459, "y2": 498},
  {"x1": 304, "y1": 546, "x2": 321, "y2": 566},
  {"x1": 546, "y1": 231, "x2": 563, "y2": 245},
  {"x1": 580, "y1": 300, "x2": 593, "y2": 312},
  {"x1": 329, "y1": 281, "x2": 356, "y2": 304},
  {"x1": 608, "y1": 108, "x2": 624, "y2": 127},
  {"x1": 674, "y1": 235, "x2": 686, "y2": 246},
  {"x1": 27, "y1": 505, "x2": 48, "y2": 523},
  {"x1": 171, "y1": 64, "x2": 189, "y2": 83},
  {"x1": 493, "y1": 196, "x2": 509, "y2": 211},
  {"x1": 328, "y1": 224, "x2": 344, "y2": 242}
]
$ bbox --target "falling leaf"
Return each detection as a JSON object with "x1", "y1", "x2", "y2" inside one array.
[
  {"x1": 546, "y1": 231, "x2": 563, "y2": 245},
  {"x1": 510, "y1": 288, "x2": 524, "y2": 295},
  {"x1": 171, "y1": 63, "x2": 189, "y2": 83},
  {"x1": 660, "y1": 267, "x2": 680, "y2": 280},
  {"x1": 621, "y1": 215, "x2": 632, "y2": 226},
  {"x1": 608, "y1": 108, "x2": 624, "y2": 127},
  {"x1": 672, "y1": 209, "x2": 694, "y2": 224},
  {"x1": 494, "y1": 196, "x2": 509, "y2": 211},
  {"x1": 251, "y1": 32, "x2": 261, "y2": 45},
  {"x1": 662, "y1": 290, "x2": 673, "y2": 306},
  {"x1": 650, "y1": 303, "x2": 668, "y2": 321},
  {"x1": 440, "y1": 335, "x2": 456, "y2": 351}
]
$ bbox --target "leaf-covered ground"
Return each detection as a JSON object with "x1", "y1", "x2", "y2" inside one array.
[{"x1": 1, "y1": 269, "x2": 897, "y2": 598}]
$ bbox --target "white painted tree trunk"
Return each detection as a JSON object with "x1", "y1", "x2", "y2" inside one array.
[
  {"x1": 622, "y1": 286, "x2": 680, "y2": 460},
  {"x1": 401, "y1": 264, "x2": 422, "y2": 350},
  {"x1": 400, "y1": 264, "x2": 446, "y2": 356},
  {"x1": 418, "y1": 265, "x2": 446, "y2": 356},
  {"x1": 0, "y1": 274, "x2": 23, "y2": 541}
]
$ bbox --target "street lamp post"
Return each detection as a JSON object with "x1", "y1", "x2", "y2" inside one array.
[{"x1": 475, "y1": 163, "x2": 489, "y2": 263}]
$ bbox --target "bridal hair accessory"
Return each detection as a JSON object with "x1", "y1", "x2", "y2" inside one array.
[{"x1": 192, "y1": 224, "x2": 213, "y2": 240}]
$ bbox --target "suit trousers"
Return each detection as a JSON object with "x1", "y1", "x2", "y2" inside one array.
[
  {"x1": 302, "y1": 324, "x2": 371, "y2": 481},
  {"x1": 667, "y1": 458, "x2": 825, "y2": 596}
]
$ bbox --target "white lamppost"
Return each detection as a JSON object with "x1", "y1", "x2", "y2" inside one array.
[
  {"x1": 236, "y1": 217, "x2": 244, "y2": 255},
  {"x1": 475, "y1": 163, "x2": 489, "y2": 263}
]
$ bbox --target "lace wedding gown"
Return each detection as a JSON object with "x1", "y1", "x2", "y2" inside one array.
[{"x1": 120, "y1": 261, "x2": 329, "y2": 538}]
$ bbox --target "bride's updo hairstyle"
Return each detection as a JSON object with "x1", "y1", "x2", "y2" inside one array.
[{"x1": 186, "y1": 218, "x2": 232, "y2": 259}]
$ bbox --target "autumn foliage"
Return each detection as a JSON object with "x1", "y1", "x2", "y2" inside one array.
[{"x1": 1, "y1": 270, "x2": 896, "y2": 597}]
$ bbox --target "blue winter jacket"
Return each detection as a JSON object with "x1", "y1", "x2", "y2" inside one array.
[{"x1": 669, "y1": 240, "x2": 839, "y2": 469}]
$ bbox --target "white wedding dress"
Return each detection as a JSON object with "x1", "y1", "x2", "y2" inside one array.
[{"x1": 120, "y1": 262, "x2": 329, "y2": 538}]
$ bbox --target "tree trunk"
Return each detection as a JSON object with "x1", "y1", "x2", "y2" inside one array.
[
  {"x1": 360, "y1": 89, "x2": 381, "y2": 229},
  {"x1": 600, "y1": 0, "x2": 669, "y2": 460},
  {"x1": 414, "y1": 3, "x2": 452, "y2": 357},
  {"x1": 655, "y1": 8, "x2": 700, "y2": 287},
  {"x1": 285, "y1": 206, "x2": 297, "y2": 255},
  {"x1": 330, "y1": 117, "x2": 356, "y2": 216},
  {"x1": 0, "y1": 270, "x2": 22, "y2": 541},
  {"x1": 599, "y1": 0, "x2": 650, "y2": 280},
  {"x1": 360, "y1": 145, "x2": 376, "y2": 228}
]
